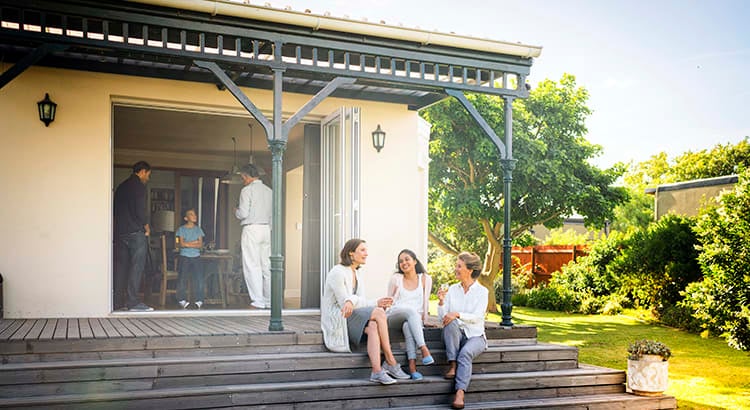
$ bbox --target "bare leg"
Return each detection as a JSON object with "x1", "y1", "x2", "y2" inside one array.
[
  {"x1": 452, "y1": 389, "x2": 465, "y2": 409},
  {"x1": 370, "y1": 308, "x2": 398, "y2": 365},
  {"x1": 365, "y1": 321, "x2": 383, "y2": 373},
  {"x1": 421, "y1": 344, "x2": 432, "y2": 360}
]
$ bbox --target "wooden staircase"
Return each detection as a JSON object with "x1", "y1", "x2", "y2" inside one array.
[{"x1": 0, "y1": 316, "x2": 676, "y2": 409}]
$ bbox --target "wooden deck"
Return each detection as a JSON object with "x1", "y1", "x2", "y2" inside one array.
[{"x1": 0, "y1": 315, "x2": 321, "y2": 341}]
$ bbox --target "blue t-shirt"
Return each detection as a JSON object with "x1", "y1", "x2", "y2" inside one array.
[{"x1": 176, "y1": 224, "x2": 205, "y2": 258}]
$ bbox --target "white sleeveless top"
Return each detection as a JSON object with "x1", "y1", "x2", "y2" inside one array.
[{"x1": 394, "y1": 274, "x2": 424, "y2": 315}]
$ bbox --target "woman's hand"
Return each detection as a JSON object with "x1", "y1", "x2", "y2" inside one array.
[
  {"x1": 442, "y1": 311, "x2": 460, "y2": 326},
  {"x1": 341, "y1": 300, "x2": 354, "y2": 318},
  {"x1": 437, "y1": 288, "x2": 447, "y2": 305},
  {"x1": 377, "y1": 297, "x2": 393, "y2": 310}
]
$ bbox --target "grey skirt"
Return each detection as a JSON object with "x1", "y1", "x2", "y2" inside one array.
[{"x1": 347, "y1": 306, "x2": 375, "y2": 346}]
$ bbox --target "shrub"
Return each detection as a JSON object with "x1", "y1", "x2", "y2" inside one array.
[
  {"x1": 610, "y1": 214, "x2": 700, "y2": 309},
  {"x1": 524, "y1": 284, "x2": 579, "y2": 313},
  {"x1": 657, "y1": 304, "x2": 702, "y2": 333},
  {"x1": 627, "y1": 339, "x2": 672, "y2": 361},
  {"x1": 689, "y1": 169, "x2": 750, "y2": 350}
]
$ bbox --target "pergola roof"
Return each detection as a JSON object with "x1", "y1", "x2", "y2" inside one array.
[{"x1": 0, "y1": 0, "x2": 537, "y2": 109}]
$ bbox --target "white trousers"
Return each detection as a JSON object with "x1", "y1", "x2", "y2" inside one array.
[{"x1": 241, "y1": 224, "x2": 271, "y2": 308}]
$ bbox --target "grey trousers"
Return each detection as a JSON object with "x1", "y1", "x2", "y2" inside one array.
[
  {"x1": 387, "y1": 306, "x2": 427, "y2": 360},
  {"x1": 442, "y1": 320, "x2": 487, "y2": 391}
]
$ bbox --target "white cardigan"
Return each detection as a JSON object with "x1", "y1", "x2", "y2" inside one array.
[
  {"x1": 387, "y1": 272, "x2": 433, "y2": 322},
  {"x1": 321, "y1": 264, "x2": 374, "y2": 352}
]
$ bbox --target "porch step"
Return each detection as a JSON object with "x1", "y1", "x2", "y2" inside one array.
[
  {"x1": 0, "y1": 367, "x2": 634, "y2": 409},
  {"x1": 0, "y1": 344, "x2": 578, "y2": 398},
  {"x1": 373, "y1": 393, "x2": 678, "y2": 409}
]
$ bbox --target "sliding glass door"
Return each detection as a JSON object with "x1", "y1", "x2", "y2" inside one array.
[{"x1": 320, "y1": 108, "x2": 361, "y2": 287}]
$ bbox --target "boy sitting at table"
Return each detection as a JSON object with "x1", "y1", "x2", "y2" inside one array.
[{"x1": 176, "y1": 208, "x2": 205, "y2": 309}]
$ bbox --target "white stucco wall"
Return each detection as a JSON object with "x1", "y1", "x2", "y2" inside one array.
[{"x1": 0, "y1": 66, "x2": 428, "y2": 318}]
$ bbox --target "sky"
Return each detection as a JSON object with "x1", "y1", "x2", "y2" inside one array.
[{"x1": 266, "y1": 0, "x2": 750, "y2": 169}]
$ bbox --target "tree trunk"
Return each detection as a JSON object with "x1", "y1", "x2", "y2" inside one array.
[{"x1": 478, "y1": 241, "x2": 503, "y2": 313}]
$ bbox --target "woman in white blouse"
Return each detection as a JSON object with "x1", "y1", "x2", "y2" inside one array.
[
  {"x1": 386, "y1": 249, "x2": 435, "y2": 380},
  {"x1": 437, "y1": 251, "x2": 488, "y2": 410},
  {"x1": 320, "y1": 238, "x2": 410, "y2": 385}
]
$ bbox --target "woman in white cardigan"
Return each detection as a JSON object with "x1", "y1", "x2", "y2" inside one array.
[
  {"x1": 386, "y1": 249, "x2": 435, "y2": 380},
  {"x1": 321, "y1": 238, "x2": 410, "y2": 384}
]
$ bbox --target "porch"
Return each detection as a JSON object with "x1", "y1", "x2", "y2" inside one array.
[{"x1": 0, "y1": 315, "x2": 676, "y2": 409}]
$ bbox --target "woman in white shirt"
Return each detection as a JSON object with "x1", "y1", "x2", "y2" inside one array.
[
  {"x1": 386, "y1": 249, "x2": 435, "y2": 380},
  {"x1": 437, "y1": 252, "x2": 488, "y2": 410},
  {"x1": 321, "y1": 238, "x2": 411, "y2": 385}
]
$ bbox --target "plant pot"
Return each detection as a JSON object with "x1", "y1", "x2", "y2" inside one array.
[{"x1": 627, "y1": 355, "x2": 669, "y2": 396}]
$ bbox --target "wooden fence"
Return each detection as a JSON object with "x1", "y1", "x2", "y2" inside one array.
[{"x1": 500, "y1": 245, "x2": 588, "y2": 286}]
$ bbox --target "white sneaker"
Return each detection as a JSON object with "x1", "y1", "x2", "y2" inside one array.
[
  {"x1": 382, "y1": 361, "x2": 410, "y2": 380},
  {"x1": 369, "y1": 370, "x2": 397, "y2": 385},
  {"x1": 195, "y1": 301, "x2": 203, "y2": 309},
  {"x1": 178, "y1": 300, "x2": 189, "y2": 309}
]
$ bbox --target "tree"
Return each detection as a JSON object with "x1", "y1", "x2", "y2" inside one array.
[
  {"x1": 421, "y1": 74, "x2": 628, "y2": 312},
  {"x1": 685, "y1": 168, "x2": 750, "y2": 350}
]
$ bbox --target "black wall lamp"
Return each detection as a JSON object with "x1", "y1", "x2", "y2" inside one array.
[
  {"x1": 37, "y1": 93, "x2": 57, "y2": 127},
  {"x1": 371, "y1": 124, "x2": 386, "y2": 153}
]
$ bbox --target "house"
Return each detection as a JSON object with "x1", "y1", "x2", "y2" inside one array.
[
  {"x1": 0, "y1": 0, "x2": 540, "y2": 320},
  {"x1": 645, "y1": 175, "x2": 738, "y2": 220}
]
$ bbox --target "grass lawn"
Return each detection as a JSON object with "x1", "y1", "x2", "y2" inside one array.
[{"x1": 488, "y1": 306, "x2": 750, "y2": 410}]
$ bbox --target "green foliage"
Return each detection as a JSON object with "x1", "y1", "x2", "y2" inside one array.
[
  {"x1": 610, "y1": 188, "x2": 654, "y2": 234},
  {"x1": 421, "y1": 74, "x2": 628, "y2": 257},
  {"x1": 658, "y1": 304, "x2": 703, "y2": 333},
  {"x1": 627, "y1": 339, "x2": 672, "y2": 361},
  {"x1": 512, "y1": 231, "x2": 537, "y2": 247},
  {"x1": 611, "y1": 214, "x2": 701, "y2": 309},
  {"x1": 426, "y1": 243, "x2": 457, "y2": 294},
  {"x1": 542, "y1": 227, "x2": 595, "y2": 245},
  {"x1": 686, "y1": 168, "x2": 750, "y2": 350},
  {"x1": 523, "y1": 283, "x2": 579, "y2": 313},
  {"x1": 552, "y1": 232, "x2": 625, "y2": 301},
  {"x1": 623, "y1": 137, "x2": 750, "y2": 190}
]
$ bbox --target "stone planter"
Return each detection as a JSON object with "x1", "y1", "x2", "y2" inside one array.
[{"x1": 627, "y1": 354, "x2": 669, "y2": 396}]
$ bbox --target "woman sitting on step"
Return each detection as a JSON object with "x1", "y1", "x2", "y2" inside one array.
[
  {"x1": 321, "y1": 238, "x2": 411, "y2": 385},
  {"x1": 437, "y1": 251, "x2": 489, "y2": 410},
  {"x1": 386, "y1": 249, "x2": 435, "y2": 380}
]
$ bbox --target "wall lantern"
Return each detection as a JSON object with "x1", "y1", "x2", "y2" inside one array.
[
  {"x1": 37, "y1": 93, "x2": 57, "y2": 127},
  {"x1": 371, "y1": 124, "x2": 386, "y2": 153}
]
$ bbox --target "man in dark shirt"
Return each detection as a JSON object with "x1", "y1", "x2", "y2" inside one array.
[{"x1": 113, "y1": 161, "x2": 153, "y2": 311}]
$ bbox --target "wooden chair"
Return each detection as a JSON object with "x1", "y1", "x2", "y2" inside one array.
[{"x1": 155, "y1": 234, "x2": 179, "y2": 308}]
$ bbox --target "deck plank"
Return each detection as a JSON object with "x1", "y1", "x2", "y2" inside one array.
[
  {"x1": 97, "y1": 318, "x2": 122, "y2": 338},
  {"x1": 206, "y1": 317, "x2": 254, "y2": 334},
  {"x1": 118, "y1": 318, "x2": 148, "y2": 338},
  {"x1": 168, "y1": 318, "x2": 211, "y2": 336},
  {"x1": 0, "y1": 319, "x2": 17, "y2": 335},
  {"x1": 78, "y1": 318, "x2": 94, "y2": 339},
  {"x1": 140, "y1": 318, "x2": 178, "y2": 337},
  {"x1": 88, "y1": 318, "x2": 108, "y2": 339},
  {"x1": 67, "y1": 317, "x2": 80, "y2": 339},
  {"x1": 38, "y1": 319, "x2": 57, "y2": 340},
  {"x1": 188, "y1": 317, "x2": 230, "y2": 335},
  {"x1": 156, "y1": 318, "x2": 193, "y2": 336},
  {"x1": 24, "y1": 319, "x2": 47, "y2": 340},
  {"x1": 52, "y1": 319, "x2": 68, "y2": 340},
  {"x1": 123, "y1": 318, "x2": 160, "y2": 337},
  {"x1": 200, "y1": 317, "x2": 246, "y2": 335},
  {"x1": 0, "y1": 320, "x2": 23, "y2": 340},
  {"x1": 8, "y1": 319, "x2": 36, "y2": 340},
  {"x1": 108, "y1": 319, "x2": 135, "y2": 338}
]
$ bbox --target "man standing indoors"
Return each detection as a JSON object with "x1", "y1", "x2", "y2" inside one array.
[
  {"x1": 113, "y1": 161, "x2": 154, "y2": 311},
  {"x1": 235, "y1": 163, "x2": 272, "y2": 309}
]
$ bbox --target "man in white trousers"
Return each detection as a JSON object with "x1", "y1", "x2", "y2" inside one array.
[{"x1": 235, "y1": 163, "x2": 272, "y2": 309}]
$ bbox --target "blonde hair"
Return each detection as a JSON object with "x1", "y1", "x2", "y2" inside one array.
[{"x1": 458, "y1": 251, "x2": 482, "y2": 279}]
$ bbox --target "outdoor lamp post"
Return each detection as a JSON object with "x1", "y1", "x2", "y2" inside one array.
[
  {"x1": 371, "y1": 124, "x2": 385, "y2": 152},
  {"x1": 37, "y1": 93, "x2": 57, "y2": 127}
]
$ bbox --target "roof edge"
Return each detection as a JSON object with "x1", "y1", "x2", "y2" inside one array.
[{"x1": 126, "y1": 0, "x2": 543, "y2": 58}]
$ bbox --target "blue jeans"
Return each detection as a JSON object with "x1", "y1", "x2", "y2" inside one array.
[
  {"x1": 177, "y1": 256, "x2": 204, "y2": 303},
  {"x1": 387, "y1": 306, "x2": 427, "y2": 361},
  {"x1": 114, "y1": 232, "x2": 148, "y2": 309},
  {"x1": 442, "y1": 320, "x2": 487, "y2": 391}
]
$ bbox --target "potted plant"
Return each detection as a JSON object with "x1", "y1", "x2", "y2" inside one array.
[{"x1": 626, "y1": 339, "x2": 671, "y2": 396}]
